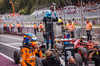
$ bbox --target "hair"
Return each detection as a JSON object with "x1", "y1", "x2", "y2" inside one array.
[
  {"x1": 50, "y1": 6, "x2": 54, "y2": 11},
  {"x1": 86, "y1": 19, "x2": 89, "y2": 22},
  {"x1": 68, "y1": 20, "x2": 71, "y2": 23},
  {"x1": 45, "y1": 50, "x2": 52, "y2": 57},
  {"x1": 68, "y1": 57, "x2": 76, "y2": 64}
]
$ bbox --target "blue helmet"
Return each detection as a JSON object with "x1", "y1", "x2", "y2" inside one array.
[{"x1": 24, "y1": 33, "x2": 37, "y2": 46}]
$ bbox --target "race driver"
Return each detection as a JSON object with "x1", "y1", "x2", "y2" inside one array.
[{"x1": 20, "y1": 33, "x2": 43, "y2": 66}]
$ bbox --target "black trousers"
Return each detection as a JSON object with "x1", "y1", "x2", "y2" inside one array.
[
  {"x1": 46, "y1": 30, "x2": 54, "y2": 49},
  {"x1": 86, "y1": 30, "x2": 92, "y2": 41},
  {"x1": 71, "y1": 31, "x2": 74, "y2": 38},
  {"x1": 4, "y1": 27, "x2": 6, "y2": 31},
  {"x1": 18, "y1": 27, "x2": 20, "y2": 33},
  {"x1": 34, "y1": 28, "x2": 37, "y2": 35},
  {"x1": 11, "y1": 27, "x2": 13, "y2": 32},
  {"x1": 69, "y1": 31, "x2": 74, "y2": 38}
]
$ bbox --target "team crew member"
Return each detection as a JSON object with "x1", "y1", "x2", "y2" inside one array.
[
  {"x1": 82, "y1": 18, "x2": 92, "y2": 41},
  {"x1": 65, "y1": 20, "x2": 75, "y2": 38},
  {"x1": 20, "y1": 33, "x2": 43, "y2": 66},
  {"x1": 89, "y1": 46, "x2": 100, "y2": 66},
  {"x1": 43, "y1": 6, "x2": 58, "y2": 49},
  {"x1": 34, "y1": 23, "x2": 37, "y2": 35},
  {"x1": 17, "y1": 22, "x2": 21, "y2": 33},
  {"x1": 57, "y1": 17, "x2": 64, "y2": 25},
  {"x1": 9, "y1": 24, "x2": 13, "y2": 32},
  {"x1": 4, "y1": 23, "x2": 6, "y2": 31},
  {"x1": 39, "y1": 22, "x2": 43, "y2": 32}
]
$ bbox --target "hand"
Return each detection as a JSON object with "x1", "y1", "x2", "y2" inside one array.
[
  {"x1": 54, "y1": 12, "x2": 57, "y2": 17},
  {"x1": 35, "y1": 44, "x2": 40, "y2": 50},
  {"x1": 94, "y1": 48, "x2": 97, "y2": 52}
]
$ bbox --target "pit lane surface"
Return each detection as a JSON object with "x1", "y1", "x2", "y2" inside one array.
[{"x1": 0, "y1": 34, "x2": 22, "y2": 66}]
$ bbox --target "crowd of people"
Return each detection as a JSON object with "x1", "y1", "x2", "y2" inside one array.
[{"x1": 3, "y1": 22, "x2": 21, "y2": 33}]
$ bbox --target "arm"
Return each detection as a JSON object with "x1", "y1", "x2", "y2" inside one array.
[
  {"x1": 43, "y1": 11, "x2": 48, "y2": 22},
  {"x1": 90, "y1": 23, "x2": 92, "y2": 30},
  {"x1": 52, "y1": 12, "x2": 58, "y2": 22},
  {"x1": 35, "y1": 45, "x2": 43, "y2": 58},
  {"x1": 89, "y1": 51, "x2": 95, "y2": 59},
  {"x1": 20, "y1": 49, "x2": 27, "y2": 66},
  {"x1": 35, "y1": 49, "x2": 43, "y2": 58}
]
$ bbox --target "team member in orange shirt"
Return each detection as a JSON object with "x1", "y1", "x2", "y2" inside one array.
[
  {"x1": 82, "y1": 19, "x2": 92, "y2": 41},
  {"x1": 39, "y1": 22, "x2": 43, "y2": 32},
  {"x1": 65, "y1": 20, "x2": 75, "y2": 38},
  {"x1": 17, "y1": 22, "x2": 21, "y2": 33},
  {"x1": 4, "y1": 23, "x2": 6, "y2": 31},
  {"x1": 9, "y1": 24, "x2": 13, "y2": 32},
  {"x1": 34, "y1": 23, "x2": 37, "y2": 35}
]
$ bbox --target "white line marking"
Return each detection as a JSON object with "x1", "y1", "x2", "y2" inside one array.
[
  {"x1": 8, "y1": 43, "x2": 22, "y2": 45},
  {"x1": 0, "y1": 35, "x2": 23, "y2": 40},
  {"x1": 0, "y1": 52, "x2": 14, "y2": 62},
  {"x1": 0, "y1": 53, "x2": 21, "y2": 66},
  {"x1": 0, "y1": 42, "x2": 20, "y2": 50}
]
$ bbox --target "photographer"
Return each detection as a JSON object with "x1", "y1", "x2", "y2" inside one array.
[
  {"x1": 89, "y1": 46, "x2": 100, "y2": 66},
  {"x1": 42, "y1": 50, "x2": 60, "y2": 66}
]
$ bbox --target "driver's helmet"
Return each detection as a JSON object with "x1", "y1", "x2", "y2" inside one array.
[{"x1": 23, "y1": 33, "x2": 37, "y2": 46}]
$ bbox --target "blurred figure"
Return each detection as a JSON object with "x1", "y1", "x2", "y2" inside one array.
[
  {"x1": 9, "y1": 24, "x2": 13, "y2": 32},
  {"x1": 3, "y1": 23, "x2": 6, "y2": 32},
  {"x1": 57, "y1": 17, "x2": 64, "y2": 25},
  {"x1": 89, "y1": 46, "x2": 100, "y2": 66},
  {"x1": 67, "y1": 57, "x2": 79, "y2": 66},
  {"x1": 16, "y1": 22, "x2": 21, "y2": 33},
  {"x1": 42, "y1": 50, "x2": 60, "y2": 66},
  {"x1": 34, "y1": 23, "x2": 37, "y2": 35},
  {"x1": 65, "y1": 20, "x2": 75, "y2": 38},
  {"x1": 82, "y1": 14, "x2": 92, "y2": 41},
  {"x1": 39, "y1": 22, "x2": 43, "y2": 32}
]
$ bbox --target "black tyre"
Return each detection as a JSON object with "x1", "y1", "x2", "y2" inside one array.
[
  {"x1": 75, "y1": 53, "x2": 83, "y2": 66},
  {"x1": 14, "y1": 50, "x2": 20, "y2": 64},
  {"x1": 77, "y1": 47, "x2": 88, "y2": 59}
]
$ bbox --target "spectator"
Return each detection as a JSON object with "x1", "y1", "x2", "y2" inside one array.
[
  {"x1": 3, "y1": 23, "x2": 6, "y2": 32},
  {"x1": 34, "y1": 23, "x2": 37, "y2": 35},
  {"x1": 16, "y1": 22, "x2": 21, "y2": 33},
  {"x1": 42, "y1": 50, "x2": 60, "y2": 66},
  {"x1": 89, "y1": 46, "x2": 100, "y2": 66},
  {"x1": 67, "y1": 57, "x2": 79, "y2": 66}
]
